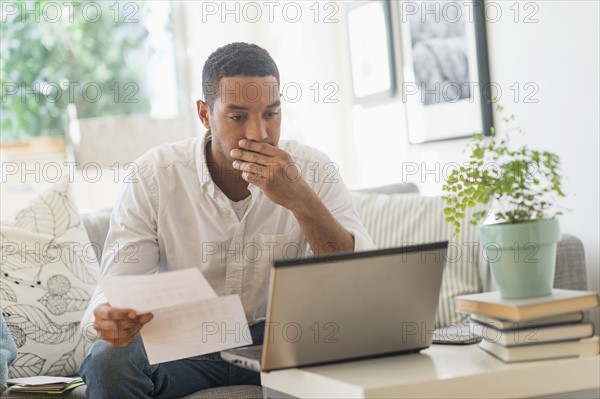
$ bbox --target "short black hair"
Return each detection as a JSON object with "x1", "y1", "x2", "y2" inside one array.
[{"x1": 202, "y1": 42, "x2": 280, "y2": 109}]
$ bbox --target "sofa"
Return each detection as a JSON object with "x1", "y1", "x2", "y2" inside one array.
[{"x1": 1, "y1": 183, "x2": 589, "y2": 398}]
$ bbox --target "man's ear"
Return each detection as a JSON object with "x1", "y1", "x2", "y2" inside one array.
[{"x1": 196, "y1": 100, "x2": 211, "y2": 129}]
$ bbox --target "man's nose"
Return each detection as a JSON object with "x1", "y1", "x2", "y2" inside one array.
[{"x1": 245, "y1": 117, "x2": 268, "y2": 142}]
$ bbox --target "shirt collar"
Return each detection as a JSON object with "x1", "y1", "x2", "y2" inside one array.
[{"x1": 196, "y1": 130, "x2": 214, "y2": 194}]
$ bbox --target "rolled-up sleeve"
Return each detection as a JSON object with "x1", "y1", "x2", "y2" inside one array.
[{"x1": 310, "y1": 156, "x2": 376, "y2": 252}]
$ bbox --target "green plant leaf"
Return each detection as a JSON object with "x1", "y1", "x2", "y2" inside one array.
[{"x1": 441, "y1": 102, "x2": 565, "y2": 234}]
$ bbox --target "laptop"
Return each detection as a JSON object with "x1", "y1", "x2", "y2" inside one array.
[{"x1": 221, "y1": 241, "x2": 448, "y2": 372}]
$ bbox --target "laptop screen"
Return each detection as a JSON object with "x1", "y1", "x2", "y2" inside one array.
[{"x1": 262, "y1": 241, "x2": 449, "y2": 370}]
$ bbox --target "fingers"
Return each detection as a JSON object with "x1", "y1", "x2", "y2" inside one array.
[
  {"x1": 230, "y1": 148, "x2": 272, "y2": 168},
  {"x1": 231, "y1": 151, "x2": 271, "y2": 183},
  {"x1": 230, "y1": 141, "x2": 292, "y2": 184},
  {"x1": 238, "y1": 139, "x2": 279, "y2": 156},
  {"x1": 94, "y1": 303, "x2": 135, "y2": 320},
  {"x1": 94, "y1": 318, "x2": 140, "y2": 347},
  {"x1": 230, "y1": 139, "x2": 284, "y2": 166},
  {"x1": 93, "y1": 303, "x2": 153, "y2": 347},
  {"x1": 137, "y1": 313, "x2": 154, "y2": 325},
  {"x1": 232, "y1": 160, "x2": 265, "y2": 181}
]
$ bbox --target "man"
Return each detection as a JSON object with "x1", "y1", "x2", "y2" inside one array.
[{"x1": 80, "y1": 42, "x2": 374, "y2": 398}]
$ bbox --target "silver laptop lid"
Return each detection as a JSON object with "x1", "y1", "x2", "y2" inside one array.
[{"x1": 261, "y1": 242, "x2": 448, "y2": 371}]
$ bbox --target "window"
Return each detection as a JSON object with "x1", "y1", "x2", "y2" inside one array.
[{"x1": 1, "y1": 0, "x2": 179, "y2": 142}]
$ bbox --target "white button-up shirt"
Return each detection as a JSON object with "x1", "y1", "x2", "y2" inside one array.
[{"x1": 82, "y1": 134, "x2": 375, "y2": 327}]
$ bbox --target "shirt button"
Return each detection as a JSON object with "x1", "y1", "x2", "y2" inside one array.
[
  {"x1": 224, "y1": 210, "x2": 231, "y2": 216},
  {"x1": 230, "y1": 290, "x2": 238, "y2": 295}
]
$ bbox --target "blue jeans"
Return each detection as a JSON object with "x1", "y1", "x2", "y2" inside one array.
[
  {"x1": 1, "y1": 311, "x2": 18, "y2": 394},
  {"x1": 80, "y1": 322, "x2": 264, "y2": 399}
]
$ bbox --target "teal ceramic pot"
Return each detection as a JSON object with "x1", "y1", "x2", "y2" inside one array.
[{"x1": 479, "y1": 219, "x2": 560, "y2": 299}]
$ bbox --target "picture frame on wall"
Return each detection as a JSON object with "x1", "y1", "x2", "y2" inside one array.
[
  {"x1": 397, "y1": 0, "x2": 493, "y2": 143},
  {"x1": 346, "y1": 1, "x2": 396, "y2": 103}
]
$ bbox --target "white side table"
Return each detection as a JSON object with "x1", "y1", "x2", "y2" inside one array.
[{"x1": 261, "y1": 344, "x2": 600, "y2": 398}]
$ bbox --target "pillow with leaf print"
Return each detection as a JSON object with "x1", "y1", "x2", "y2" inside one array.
[{"x1": 0, "y1": 177, "x2": 99, "y2": 378}]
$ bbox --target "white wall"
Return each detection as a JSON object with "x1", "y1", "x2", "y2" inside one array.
[{"x1": 486, "y1": 0, "x2": 600, "y2": 326}]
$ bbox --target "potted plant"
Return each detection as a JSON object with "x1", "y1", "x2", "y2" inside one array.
[{"x1": 443, "y1": 103, "x2": 565, "y2": 299}]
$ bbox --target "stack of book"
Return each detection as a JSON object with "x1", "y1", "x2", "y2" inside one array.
[{"x1": 456, "y1": 289, "x2": 600, "y2": 362}]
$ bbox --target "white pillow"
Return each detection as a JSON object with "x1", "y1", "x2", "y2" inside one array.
[
  {"x1": 351, "y1": 193, "x2": 483, "y2": 327},
  {"x1": 1, "y1": 178, "x2": 99, "y2": 377}
]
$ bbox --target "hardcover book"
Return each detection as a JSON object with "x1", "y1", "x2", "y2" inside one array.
[
  {"x1": 456, "y1": 289, "x2": 599, "y2": 321},
  {"x1": 469, "y1": 312, "x2": 584, "y2": 330},
  {"x1": 478, "y1": 336, "x2": 600, "y2": 363},
  {"x1": 470, "y1": 321, "x2": 594, "y2": 346}
]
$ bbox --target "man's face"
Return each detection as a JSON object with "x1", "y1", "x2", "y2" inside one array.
[{"x1": 197, "y1": 75, "x2": 281, "y2": 167}]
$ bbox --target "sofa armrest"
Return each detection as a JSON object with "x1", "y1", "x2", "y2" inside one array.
[
  {"x1": 182, "y1": 386, "x2": 263, "y2": 399},
  {"x1": 354, "y1": 182, "x2": 419, "y2": 195},
  {"x1": 554, "y1": 233, "x2": 588, "y2": 290}
]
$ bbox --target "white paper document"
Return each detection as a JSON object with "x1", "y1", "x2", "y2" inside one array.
[
  {"x1": 7, "y1": 376, "x2": 81, "y2": 386},
  {"x1": 97, "y1": 269, "x2": 252, "y2": 364},
  {"x1": 97, "y1": 268, "x2": 217, "y2": 313}
]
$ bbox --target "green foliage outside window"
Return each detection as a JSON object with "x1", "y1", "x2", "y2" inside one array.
[{"x1": 1, "y1": 1, "x2": 151, "y2": 142}]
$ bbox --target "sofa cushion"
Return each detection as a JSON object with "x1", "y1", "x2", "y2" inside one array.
[
  {"x1": 354, "y1": 182, "x2": 420, "y2": 195},
  {"x1": 350, "y1": 193, "x2": 484, "y2": 327},
  {"x1": 80, "y1": 209, "x2": 112, "y2": 262},
  {"x1": 0, "y1": 384, "x2": 263, "y2": 399},
  {"x1": 182, "y1": 385, "x2": 263, "y2": 399},
  {"x1": 0, "y1": 178, "x2": 99, "y2": 378}
]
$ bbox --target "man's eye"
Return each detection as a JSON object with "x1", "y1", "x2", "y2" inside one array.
[
  {"x1": 229, "y1": 115, "x2": 245, "y2": 121},
  {"x1": 265, "y1": 112, "x2": 279, "y2": 119}
]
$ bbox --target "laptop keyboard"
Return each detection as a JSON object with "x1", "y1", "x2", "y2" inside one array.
[{"x1": 238, "y1": 345, "x2": 263, "y2": 361}]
